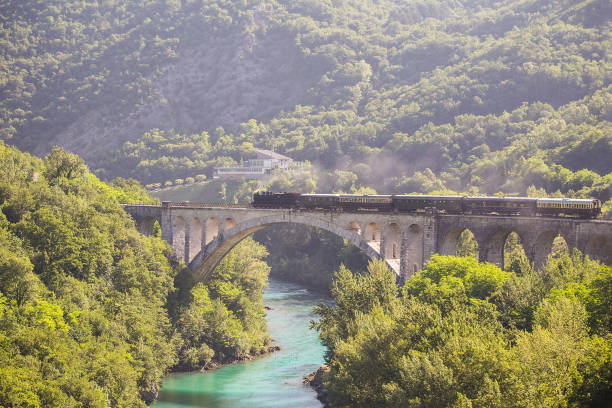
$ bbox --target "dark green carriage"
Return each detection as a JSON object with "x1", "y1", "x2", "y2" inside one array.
[
  {"x1": 299, "y1": 194, "x2": 340, "y2": 210},
  {"x1": 338, "y1": 195, "x2": 393, "y2": 211},
  {"x1": 393, "y1": 195, "x2": 463, "y2": 213},
  {"x1": 463, "y1": 197, "x2": 536, "y2": 215}
]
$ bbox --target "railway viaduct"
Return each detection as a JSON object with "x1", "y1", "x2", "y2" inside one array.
[{"x1": 123, "y1": 202, "x2": 612, "y2": 282}]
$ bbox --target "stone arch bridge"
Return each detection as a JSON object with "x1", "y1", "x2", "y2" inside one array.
[{"x1": 123, "y1": 202, "x2": 612, "y2": 282}]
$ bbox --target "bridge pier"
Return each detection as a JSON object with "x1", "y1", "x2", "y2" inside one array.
[
  {"x1": 161, "y1": 202, "x2": 173, "y2": 246},
  {"x1": 479, "y1": 230, "x2": 508, "y2": 268},
  {"x1": 583, "y1": 234, "x2": 612, "y2": 264},
  {"x1": 184, "y1": 221, "x2": 191, "y2": 264},
  {"x1": 400, "y1": 224, "x2": 425, "y2": 280}
]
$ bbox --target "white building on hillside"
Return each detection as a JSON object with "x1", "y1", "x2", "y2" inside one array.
[{"x1": 213, "y1": 149, "x2": 304, "y2": 180}]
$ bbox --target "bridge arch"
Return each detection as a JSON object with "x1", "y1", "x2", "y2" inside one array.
[
  {"x1": 530, "y1": 230, "x2": 570, "y2": 269},
  {"x1": 136, "y1": 216, "x2": 158, "y2": 236},
  {"x1": 384, "y1": 223, "x2": 401, "y2": 260},
  {"x1": 480, "y1": 228, "x2": 528, "y2": 269},
  {"x1": 223, "y1": 218, "x2": 236, "y2": 230},
  {"x1": 348, "y1": 221, "x2": 361, "y2": 234},
  {"x1": 205, "y1": 217, "x2": 219, "y2": 245},
  {"x1": 440, "y1": 226, "x2": 481, "y2": 259},
  {"x1": 189, "y1": 214, "x2": 383, "y2": 282},
  {"x1": 365, "y1": 222, "x2": 381, "y2": 242},
  {"x1": 503, "y1": 231, "x2": 527, "y2": 270}
]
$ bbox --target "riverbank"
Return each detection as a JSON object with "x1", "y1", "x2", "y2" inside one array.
[
  {"x1": 152, "y1": 279, "x2": 327, "y2": 408},
  {"x1": 198, "y1": 345, "x2": 281, "y2": 371},
  {"x1": 304, "y1": 365, "x2": 330, "y2": 407},
  {"x1": 147, "y1": 341, "x2": 281, "y2": 402}
]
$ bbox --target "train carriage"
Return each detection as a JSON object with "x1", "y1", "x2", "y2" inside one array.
[
  {"x1": 299, "y1": 194, "x2": 340, "y2": 210},
  {"x1": 393, "y1": 195, "x2": 463, "y2": 214},
  {"x1": 338, "y1": 195, "x2": 393, "y2": 211},
  {"x1": 463, "y1": 196, "x2": 536, "y2": 216},
  {"x1": 536, "y1": 198, "x2": 601, "y2": 218}
]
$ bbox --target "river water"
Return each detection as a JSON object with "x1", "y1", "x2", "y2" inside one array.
[{"x1": 152, "y1": 280, "x2": 327, "y2": 408}]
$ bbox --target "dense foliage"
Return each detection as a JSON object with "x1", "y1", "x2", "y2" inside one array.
[
  {"x1": 255, "y1": 224, "x2": 369, "y2": 293},
  {"x1": 314, "y1": 255, "x2": 612, "y2": 407},
  {"x1": 2, "y1": 1, "x2": 609, "y2": 212},
  {"x1": 0, "y1": 143, "x2": 271, "y2": 406},
  {"x1": 173, "y1": 237, "x2": 271, "y2": 370}
]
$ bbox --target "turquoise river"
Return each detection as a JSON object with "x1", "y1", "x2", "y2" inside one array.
[{"x1": 152, "y1": 279, "x2": 327, "y2": 408}]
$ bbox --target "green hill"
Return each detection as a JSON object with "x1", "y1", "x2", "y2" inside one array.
[{"x1": 1, "y1": 1, "x2": 609, "y2": 201}]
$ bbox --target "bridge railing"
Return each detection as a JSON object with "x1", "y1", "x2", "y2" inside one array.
[
  {"x1": 168, "y1": 202, "x2": 251, "y2": 209},
  {"x1": 121, "y1": 203, "x2": 252, "y2": 209},
  {"x1": 121, "y1": 204, "x2": 163, "y2": 208}
]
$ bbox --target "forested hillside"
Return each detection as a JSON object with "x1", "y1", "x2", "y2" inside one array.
[
  {"x1": 0, "y1": 143, "x2": 272, "y2": 406},
  {"x1": 2, "y1": 0, "x2": 610, "y2": 206}
]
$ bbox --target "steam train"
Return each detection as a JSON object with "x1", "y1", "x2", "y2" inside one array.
[{"x1": 252, "y1": 192, "x2": 602, "y2": 218}]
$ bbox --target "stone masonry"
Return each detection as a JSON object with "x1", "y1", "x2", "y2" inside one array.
[{"x1": 123, "y1": 203, "x2": 612, "y2": 282}]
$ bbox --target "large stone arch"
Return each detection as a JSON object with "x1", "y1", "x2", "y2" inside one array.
[{"x1": 189, "y1": 214, "x2": 383, "y2": 282}]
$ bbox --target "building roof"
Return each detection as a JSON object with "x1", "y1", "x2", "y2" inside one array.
[{"x1": 255, "y1": 149, "x2": 293, "y2": 161}]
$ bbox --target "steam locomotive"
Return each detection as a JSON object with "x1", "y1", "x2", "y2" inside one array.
[{"x1": 252, "y1": 192, "x2": 602, "y2": 218}]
